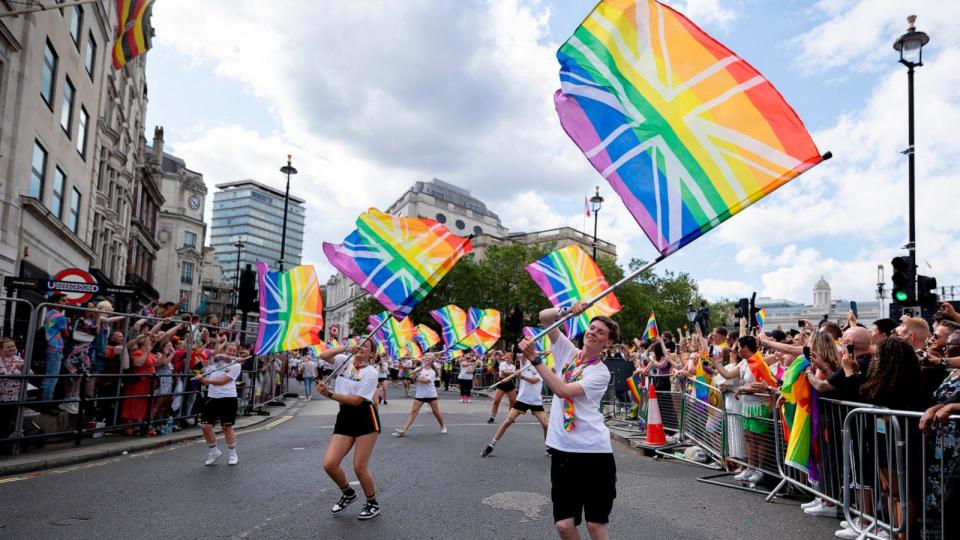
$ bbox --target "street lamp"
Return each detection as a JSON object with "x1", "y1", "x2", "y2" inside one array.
[
  {"x1": 278, "y1": 154, "x2": 298, "y2": 271},
  {"x1": 893, "y1": 15, "x2": 929, "y2": 300},
  {"x1": 589, "y1": 186, "x2": 604, "y2": 260},
  {"x1": 233, "y1": 236, "x2": 245, "y2": 315}
]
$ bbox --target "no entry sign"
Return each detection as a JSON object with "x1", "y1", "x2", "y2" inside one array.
[{"x1": 48, "y1": 268, "x2": 99, "y2": 305}]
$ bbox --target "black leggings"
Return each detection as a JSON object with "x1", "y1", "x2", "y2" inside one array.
[{"x1": 459, "y1": 378, "x2": 473, "y2": 397}]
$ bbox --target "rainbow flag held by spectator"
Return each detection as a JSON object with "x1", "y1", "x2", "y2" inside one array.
[
  {"x1": 554, "y1": 0, "x2": 825, "y2": 256},
  {"x1": 780, "y1": 356, "x2": 819, "y2": 481},
  {"x1": 756, "y1": 308, "x2": 767, "y2": 333},
  {"x1": 254, "y1": 262, "x2": 324, "y2": 355},
  {"x1": 642, "y1": 312, "x2": 658, "y2": 341},
  {"x1": 521, "y1": 326, "x2": 555, "y2": 370},
  {"x1": 323, "y1": 208, "x2": 472, "y2": 319},
  {"x1": 524, "y1": 244, "x2": 622, "y2": 338},
  {"x1": 626, "y1": 375, "x2": 642, "y2": 403}
]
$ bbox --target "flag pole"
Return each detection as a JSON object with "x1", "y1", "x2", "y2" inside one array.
[
  {"x1": 320, "y1": 314, "x2": 393, "y2": 385},
  {"x1": 492, "y1": 253, "x2": 671, "y2": 386}
]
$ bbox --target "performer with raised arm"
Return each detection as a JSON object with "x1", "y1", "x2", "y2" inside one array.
[
  {"x1": 393, "y1": 354, "x2": 447, "y2": 437},
  {"x1": 316, "y1": 341, "x2": 382, "y2": 521},
  {"x1": 518, "y1": 301, "x2": 617, "y2": 540},
  {"x1": 481, "y1": 354, "x2": 548, "y2": 458}
]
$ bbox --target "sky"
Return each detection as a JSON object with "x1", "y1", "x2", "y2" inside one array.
[{"x1": 143, "y1": 0, "x2": 960, "y2": 305}]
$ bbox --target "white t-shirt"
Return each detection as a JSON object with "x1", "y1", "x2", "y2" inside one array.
[
  {"x1": 545, "y1": 334, "x2": 612, "y2": 453},
  {"x1": 516, "y1": 361, "x2": 543, "y2": 406},
  {"x1": 331, "y1": 354, "x2": 378, "y2": 401},
  {"x1": 458, "y1": 361, "x2": 474, "y2": 380},
  {"x1": 499, "y1": 361, "x2": 516, "y2": 378},
  {"x1": 207, "y1": 361, "x2": 241, "y2": 399},
  {"x1": 415, "y1": 368, "x2": 438, "y2": 399}
]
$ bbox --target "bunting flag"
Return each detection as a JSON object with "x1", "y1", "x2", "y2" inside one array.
[
  {"x1": 626, "y1": 375, "x2": 642, "y2": 404},
  {"x1": 323, "y1": 208, "x2": 472, "y2": 319},
  {"x1": 112, "y1": 0, "x2": 156, "y2": 69},
  {"x1": 756, "y1": 307, "x2": 767, "y2": 333},
  {"x1": 253, "y1": 262, "x2": 324, "y2": 355},
  {"x1": 522, "y1": 326, "x2": 555, "y2": 370},
  {"x1": 780, "y1": 356, "x2": 818, "y2": 481},
  {"x1": 524, "y1": 244, "x2": 622, "y2": 338},
  {"x1": 555, "y1": 0, "x2": 824, "y2": 255},
  {"x1": 460, "y1": 308, "x2": 501, "y2": 355},
  {"x1": 430, "y1": 305, "x2": 470, "y2": 349},
  {"x1": 642, "y1": 312, "x2": 658, "y2": 341},
  {"x1": 414, "y1": 324, "x2": 441, "y2": 352}
]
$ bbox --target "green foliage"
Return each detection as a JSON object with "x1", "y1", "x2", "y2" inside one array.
[{"x1": 347, "y1": 245, "x2": 710, "y2": 345}]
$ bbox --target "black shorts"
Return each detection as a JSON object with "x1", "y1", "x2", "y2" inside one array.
[
  {"x1": 512, "y1": 401, "x2": 545, "y2": 413},
  {"x1": 200, "y1": 397, "x2": 238, "y2": 426},
  {"x1": 415, "y1": 397, "x2": 437, "y2": 403},
  {"x1": 333, "y1": 402, "x2": 381, "y2": 438},
  {"x1": 388, "y1": 368, "x2": 399, "y2": 380},
  {"x1": 378, "y1": 376, "x2": 388, "y2": 382},
  {"x1": 549, "y1": 449, "x2": 616, "y2": 525},
  {"x1": 496, "y1": 380, "x2": 516, "y2": 393}
]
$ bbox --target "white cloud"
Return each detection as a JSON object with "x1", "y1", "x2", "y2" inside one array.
[
  {"x1": 671, "y1": 0, "x2": 738, "y2": 28},
  {"x1": 699, "y1": 278, "x2": 754, "y2": 300}
]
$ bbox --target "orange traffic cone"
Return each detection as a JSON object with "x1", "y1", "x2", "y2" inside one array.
[{"x1": 645, "y1": 383, "x2": 667, "y2": 446}]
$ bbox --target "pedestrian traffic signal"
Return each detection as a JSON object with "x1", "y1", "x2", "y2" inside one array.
[
  {"x1": 890, "y1": 256, "x2": 915, "y2": 305},
  {"x1": 917, "y1": 275, "x2": 938, "y2": 309},
  {"x1": 734, "y1": 297, "x2": 750, "y2": 320},
  {"x1": 238, "y1": 264, "x2": 257, "y2": 312}
]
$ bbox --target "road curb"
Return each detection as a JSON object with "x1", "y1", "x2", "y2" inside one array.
[{"x1": 0, "y1": 399, "x2": 296, "y2": 477}]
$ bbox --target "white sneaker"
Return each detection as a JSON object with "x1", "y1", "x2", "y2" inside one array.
[
  {"x1": 392, "y1": 429, "x2": 406, "y2": 438},
  {"x1": 228, "y1": 450, "x2": 238, "y2": 465},
  {"x1": 834, "y1": 526, "x2": 860, "y2": 539},
  {"x1": 747, "y1": 470, "x2": 763, "y2": 483},
  {"x1": 440, "y1": 426, "x2": 447, "y2": 434},
  {"x1": 733, "y1": 469, "x2": 751, "y2": 481},
  {"x1": 801, "y1": 497, "x2": 822, "y2": 509},
  {"x1": 205, "y1": 447, "x2": 222, "y2": 466},
  {"x1": 803, "y1": 503, "x2": 839, "y2": 517}
]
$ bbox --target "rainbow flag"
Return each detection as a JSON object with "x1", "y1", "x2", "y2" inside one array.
[
  {"x1": 555, "y1": 0, "x2": 824, "y2": 255},
  {"x1": 327, "y1": 339, "x2": 342, "y2": 349},
  {"x1": 626, "y1": 375, "x2": 642, "y2": 404},
  {"x1": 369, "y1": 311, "x2": 416, "y2": 360},
  {"x1": 693, "y1": 352, "x2": 713, "y2": 402},
  {"x1": 404, "y1": 340, "x2": 423, "y2": 359},
  {"x1": 756, "y1": 308, "x2": 767, "y2": 333},
  {"x1": 642, "y1": 312, "x2": 658, "y2": 341},
  {"x1": 460, "y1": 308, "x2": 501, "y2": 355},
  {"x1": 323, "y1": 208, "x2": 472, "y2": 319},
  {"x1": 430, "y1": 305, "x2": 470, "y2": 349},
  {"x1": 780, "y1": 357, "x2": 818, "y2": 481},
  {"x1": 414, "y1": 324, "x2": 441, "y2": 352},
  {"x1": 521, "y1": 326, "x2": 555, "y2": 370},
  {"x1": 254, "y1": 262, "x2": 324, "y2": 355},
  {"x1": 524, "y1": 245, "x2": 622, "y2": 338}
]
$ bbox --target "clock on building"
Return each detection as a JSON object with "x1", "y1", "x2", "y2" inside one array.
[{"x1": 188, "y1": 194, "x2": 201, "y2": 209}]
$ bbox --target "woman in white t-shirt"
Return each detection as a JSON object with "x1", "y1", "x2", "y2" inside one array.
[
  {"x1": 457, "y1": 354, "x2": 476, "y2": 403},
  {"x1": 487, "y1": 352, "x2": 518, "y2": 424},
  {"x1": 196, "y1": 350, "x2": 243, "y2": 466},
  {"x1": 394, "y1": 354, "x2": 446, "y2": 437},
  {"x1": 400, "y1": 357, "x2": 414, "y2": 397},
  {"x1": 375, "y1": 357, "x2": 389, "y2": 406},
  {"x1": 518, "y1": 302, "x2": 617, "y2": 540},
  {"x1": 316, "y1": 341, "x2": 382, "y2": 521},
  {"x1": 481, "y1": 358, "x2": 548, "y2": 457}
]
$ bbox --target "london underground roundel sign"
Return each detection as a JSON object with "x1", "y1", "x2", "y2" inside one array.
[{"x1": 49, "y1": 268, "x2": 99, "y2": 305}]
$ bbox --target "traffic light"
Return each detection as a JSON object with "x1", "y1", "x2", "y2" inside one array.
[
  {"x1": 890, "y1": 256, "x2": 915, "y2": 305},
  {"x1": 734, "y1": 297, "x2": 750, "y2": 320},
  {"x1": 917, "y1": 275, "x2": 938, "y2": 309},
  {"x1": 238, "y1": 264, "x2": 257, "y2": 312}
]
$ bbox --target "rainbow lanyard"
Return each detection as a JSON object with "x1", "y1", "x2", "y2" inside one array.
[{"x1": 560, "y1": 352, "x2": 602, "y2": 431}]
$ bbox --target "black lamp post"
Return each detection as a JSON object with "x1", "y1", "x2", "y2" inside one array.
[
  {"x1": 893, "y1": 15, "x2": 929, "y2": 300},
  {"x1": 278, "y1": 154, "x2": 298, "y2": 271},
  {"x1": 232, "y1": 236, "x2": 244, "y2": 315},
  {"x1": 589, "y1": 186, "x2": 604, "y2": 260}
]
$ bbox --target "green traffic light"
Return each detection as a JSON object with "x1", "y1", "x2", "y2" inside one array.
[{"x1": 894, "y1": 290, "x2": 909, "y2": 302}]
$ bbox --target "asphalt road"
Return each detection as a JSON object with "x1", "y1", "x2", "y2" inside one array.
[{"x1": 0, "y1": 389, "x2": 842, "y2": 539}]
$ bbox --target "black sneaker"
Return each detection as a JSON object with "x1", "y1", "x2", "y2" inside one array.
[
  {"x1": 481, "y1": 445, "x2": 494, "y2": 458},
  {"x1": 487, "y1": 416, "x2": 495, "y2": 424},
  {"x1": 357, "y1": 501, "x2": 381, "y2": 520},
  {"x1": 332, "y1": 491, "x2": 358, "y2": 515}
]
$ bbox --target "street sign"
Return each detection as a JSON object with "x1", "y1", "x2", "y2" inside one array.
[{"x1": 48, "y1": 268, "x2": 99, "y2": 305}]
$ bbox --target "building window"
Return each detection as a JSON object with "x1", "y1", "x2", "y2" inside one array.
[
  {"x1": 435, "y1": 213, "x2": 446, "y2": 224},
  {"x1": 29, "y1": 141, "x2": 47, "y2": 199},
  {"x1": 183, "y1": 231, "x2": 197, "y2": 249},
  {"x1": 70, "y1": 5, "x2": 82, "y2": 48},
  {"x1": 180, "y1": 261, "x2": 194, "y2": 285},
  {"x1": 41, "y1": 40, "x2": 57, "y2": 108},
  {"x1": 60, "y1": 77, "x2": 75, "y2": 136},
  {"x1": 178, "y1": 291, "x2": 191, "y2": 313},
  {"x1": 455, "y1": 219, "x2": 465, "y2": 230},
  {"x1": 68, "y1": 187, "x2": 81, "y2": 233},
  {"x1": 51, "y1": 167, "x2": 66, "y2": 218},
  {"x1": 76, "y1": 107, "x2": 89, "y2": 158},
  {"x1": 473, "y1": 225, "x2": 483, "y2": 236},
  {"x1": 84, "y1": 32, "x2": 96, "y2": 78}
]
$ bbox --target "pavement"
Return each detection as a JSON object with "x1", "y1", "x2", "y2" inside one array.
[{"x1": 0, "y1": 388, "x2": 844, "y2": 540}]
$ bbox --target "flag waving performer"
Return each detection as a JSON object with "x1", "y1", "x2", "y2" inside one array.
[
  {"x1": 319, "y1": 208, "x2": 472, "y2": 521},
  {"x1": 519, "y1": 0, "x2": 829, "y2": 535}
]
